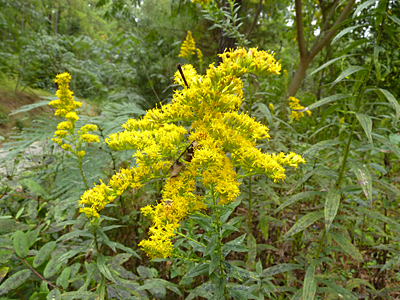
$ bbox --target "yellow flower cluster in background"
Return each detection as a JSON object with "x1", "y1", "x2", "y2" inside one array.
[
  {"x1": 288, "y1": 96, "x2": 311, "y2": 121},
  {"x1": 79, "y1": 47, "x2": 305, "y2": 259},
  {"x1": 179, "y1": 31, "x2": 204, "y2": 69},
  {"x1": 192, "y1": 0, "x2": 210, "y2": 7},
  {"x1": 49, "y1": 72, "x2": 99, "y2": 157}
]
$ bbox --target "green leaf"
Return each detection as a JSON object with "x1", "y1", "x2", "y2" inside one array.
[
  {"x1": 97, "y1": 276, "x2": 106, "y2": 300},
  {"x1": 19, "y1": 179, "x2": 47, "y2": 198},
  {"x1": 181, "y1": 264, "x2": 209, "y2": 280},
  {"x1": 387, "y1": 14, "x2": 400, "y2": 26},
  {"x1": 13, "y1": 230, "x2": 29, "y2": 258},
  {"x1": 204, "y1": 234, "x2": 218, "y2": 256},
  {"x1": 257, "y1": 103, "x2": 273, "y2": 125},
  {"x1": 263, "y1": 263, "x2": 302, "y2": 277},
  {"x1": 307, "y1": 94, "x2": 351, "y2": 111},
  {"x1": 370, "y1": 163, "x2": 387, "y2": 175},
  {"x1": 329, "y1": 231, "x2": 363, "y2": 262},
  {"x1": 274, "y1": 191, "x2": 323, "y2": 214},
  {"x1": 353, "y1": 0, "x2": 378, "y2": 18},
  {"x1": 0, "y1": 266, "x2": 9, "y2": 284},
  {"x1": 378, "y1": 89, "x2": 400, "y2": 122},
  {"x1": 324, "y1": 189, "x2": 341, "y2": 233},
  {"x1": 349, "y1": 161, "x2": 373, "y2": 205},
  {"x1": 283, "y1": 211, "x2": 324, "y2": 239},
  {"x1": 15, "y1": 207, "x2": 25, "y2": 220},
  {"x1": 56, "y1": 267, "x2": 71, "y2": 290},
  {"x1": 26, "y1": 231, "x2": 38, "y2": 248},
  {"x1": 0, "y1": 269, "x2": 31, "y2": 295},
  {"x1": 354, "y1": 206, "x2": 400, "y2": 232},
  {"x1": 331, "y1": 66, "x2": 364, "y2": 87},
  {"x1": 114, "y1": 242, "x2": 141, "y2": 259},
  {"x1": 70, "y1": 263, "x2": 94, "y2": 299},
  {"x1": 372, "y1": 133, "x2": 400, "y2": 159},
  {"x1": 209, "y1": 252, "x2": 220, "y2": 275},
  {"x1": 223, "y1": 234, "x2": 250, "y2": 253},
  {"x1": 56, "y1": 229, "x2": 94, "y2": 242},
  {"x1": 97, "y1": 254, "x2": 117, "y2": 282},
  {"x1": 303, "y1": 140, "x2": 342, "y2": 156},
  {"x1": 43, "y1": 255, "x2": 62, "y2": 278},
  {"x1": 375, "y1": 179, "x2": 400, "y2": 198},
  {"x1": 9, "y1": 100, "x2": 51, "y2": 116},
  {"x1": 309, "y1": 55, "x2": 353, "y2": 77},
  {"x1": 339, "y1": 39, "x2": 369, "y2": 56},
  {"x1": 332, "y1": 25, "x2": 363, "y2": 44},
  {"x1": 302, "y1": 263, "x2": 316, "y2": 300},
  {"x1": 33, "y1": 242, "x2": 56, "y2": 267},
  {"x1": 355, "y1": 113, "x2": 373, "y2": 145},
  {"x1": 321, "y1": 279, "x2": 358, "y2": 300},
  {"x1": 0, "y1": 250, "x2": 13, "y2": 264},
  {"x1": 96, "y1": 228, "x2": 116, "y2": 252},
  {"x1": 227, "y1": 287, "x2": 247, "y2": 300}
]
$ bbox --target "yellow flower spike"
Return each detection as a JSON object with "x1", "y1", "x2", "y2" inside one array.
[{"x1": 179, "y1": 31, "x2": 196, "y2": 60}]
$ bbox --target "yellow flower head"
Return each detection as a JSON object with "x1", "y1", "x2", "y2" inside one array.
[{"x1": 80, "y1": 134, "x2": 100, "y2": 143}]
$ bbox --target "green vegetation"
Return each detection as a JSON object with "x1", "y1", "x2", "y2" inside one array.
[{"x1": 1, "y1": 0, "x2": 400, "y2": 299}]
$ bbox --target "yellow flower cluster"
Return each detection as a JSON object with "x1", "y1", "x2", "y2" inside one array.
[
  {"x1": 79, "y1": 48, "x2": 305, "y2": 259},
  {"x1": 288, "y1": 97, "x2": 311, "y2": 121},
  {"x1": 49, "y1": 72, "x2": 99, "y2": 155},
  {"x1": 192, "y1": 0, "x2": 210, "y2": 6},
  {"x1": 179, "y1": 31, "x2": 203, "y2": 68}
]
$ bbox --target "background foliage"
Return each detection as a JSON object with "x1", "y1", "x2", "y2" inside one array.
[{"x1": 1, "y1": 0, "x2": 400, "y2": 299}]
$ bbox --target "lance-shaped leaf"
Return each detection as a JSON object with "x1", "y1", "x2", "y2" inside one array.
[
  {"x1": 283, "y1": 211, "x2": 324, "y2": 239},
  {"x1": 263, "y1": 263, "x2": 302, "y2": 277},
  {"x1": 354, "y1": 206, "x2": 400, "y2": 232},
  {"x1": 329, "y1": 231, "x2": 363, "y2": 262},
  {"x1": 0, "y1": 269, "x2": 31, "y2": 295},
  {"x1": 302, "y1": 262, "x2": 317, "y2": 300},
  {"x1": 331, "y1": 66, "x2": 364, "y2": 87},
  {"x1": 372, "y1": 133, "x2": 400, "y2": 159},
  {"x1": 378, "y1": 89, "x2": 400, "y2": 122},
  {"x1": 324, "y1": 189, "x2": 341, "y2": 233},
  {"x1": 274, "y1": 191, "x2": 323, "y2": 214},
  {"x1": 355, "y1": 113, "x2": 373, "y2": 145},
  {"x1": 257, "y1": 103, "x2": 273, "y2": 125},
  {"x1": 320, "y1": 279, "x2": 358, "y2": 300},
  {"x1": 349, "y1": 161, "x2": 372, "y2": 206}
]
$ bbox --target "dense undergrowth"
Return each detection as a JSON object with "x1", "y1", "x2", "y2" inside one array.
[{"x1": 1, "y1": 0, "x2": 400, "y2": 299}]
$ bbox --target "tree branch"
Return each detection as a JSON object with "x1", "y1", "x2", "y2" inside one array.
[
  {"x1": 246, "y1": 0, "x2": 263, "y2": 40},
  {"x1": 295, "y1": 0, "x2": 308, "y2": 58},
  {"x1": 312, "y1": 0, "x2": 339, "y2": 48},
  {"x1": 309, "y1": 0, "x2": 355, "y2": 59}
]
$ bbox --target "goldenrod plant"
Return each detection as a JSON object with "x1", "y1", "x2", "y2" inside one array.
[
  {"x1": 49, "y1": 72, "x2": 100, "y2": 189},
  {"x1": 79, "y1": 48, "x2": 305, "y2": 266}
]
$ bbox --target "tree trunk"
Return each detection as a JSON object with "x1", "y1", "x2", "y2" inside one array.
[
  {"x1": 54, "y1": 4, "x2": 60, "y2": 35},
  {"x1": 288, "y1": 57, "x2": 312, "y2": 97},
  {"x1": 288, "y1": 0, "x2": 355, "y2": 97}
]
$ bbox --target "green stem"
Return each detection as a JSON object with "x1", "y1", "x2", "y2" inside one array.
[
  {"x1": 315, "y1": 229, "x2": 326, "y2": 260},
  {"x1": 93, "y1": 228, "x2": 108, "y2": 300},
  {"x1": 176, "y1": 231, "x2": 206, "y2": 248},
  {"x1": 248, "y1": 177, "x2": 252, "y2": 234}
]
